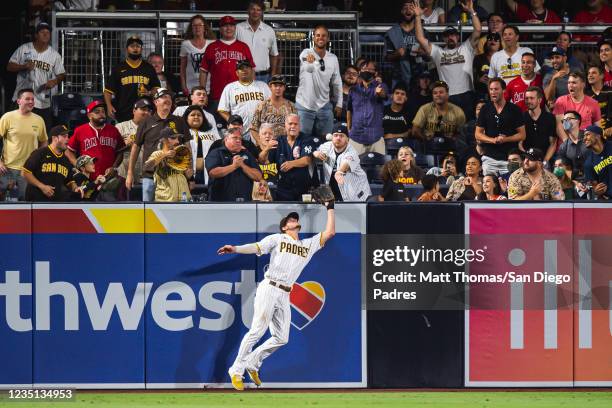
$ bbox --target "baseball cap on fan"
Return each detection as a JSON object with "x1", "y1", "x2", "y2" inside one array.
[
  {"x1": 154, "y1": 88, "x2": 174, "y2": 100},
  {"x1": 219, "y1": 16, "x2": 237, "y2": 26},
  {"x1": 236, "y1": 59, "x2": 253, "y2": 70},
  {"x1": 36, "y1": 22, "x2": 51, "y2": 33},
  {"x1": 524, "y1": 148, "x2": 544, "y2": 161},
  {"x1": 86, "y1": 100, "x2": 105, "y2": 113},
  {"x1": 126, "y1": 35, "x2": 143, "y2": 47},
  {"x1": 279, "y1": 212, "x2": 300, "y2": 232}
]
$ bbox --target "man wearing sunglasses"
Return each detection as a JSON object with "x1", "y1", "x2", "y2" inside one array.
[{"x1": 295, "y1": 24, "x2": 342, "y2": 141}]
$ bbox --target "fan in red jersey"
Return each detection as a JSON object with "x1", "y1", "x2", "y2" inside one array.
[{"x1": 504, "y1": 52, "x2": 544, "y2": 112}]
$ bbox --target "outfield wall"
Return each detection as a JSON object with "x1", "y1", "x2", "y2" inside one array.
[{"x1": 0, "y1": 203, "x2": 611, "y2": 389}]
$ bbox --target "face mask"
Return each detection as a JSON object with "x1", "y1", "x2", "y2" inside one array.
[
  {"x1": 359, "y1": 71, "x2": 374, "y2": 81},
  {"x1": 507, "y1": 161, "x2": 520, "y2": 174},
  {"x1": 553, "y1": 167, "x2": 566, "y2": 178},
  {"x1": 128, "y1": 52, "x2": 141, "y2": 61},
  {"x1": 562, "y1": 119, "x2": 573, "y2": 131}
]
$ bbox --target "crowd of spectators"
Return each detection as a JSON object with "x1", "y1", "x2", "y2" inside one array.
[{"x1": 2, "y1": 0, "x2": 612, "y2": 203}]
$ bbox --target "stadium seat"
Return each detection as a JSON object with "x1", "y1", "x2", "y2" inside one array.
[
  {"x1": 414, "y1": 152, "x2": 436, "y2": 169},
  {"x1": 384, "y1": 137, "x2": 420, "y2": 158},
  {"x1": 360, "y1": 152, "x2": 386, "y2": 183},
  {"x1": 52, "y1": 93, "x2": 90, "y2": 130}
]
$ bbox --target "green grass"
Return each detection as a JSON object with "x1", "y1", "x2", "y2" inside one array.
[{"x1": 1, "y1": 391, "x2": 612, "y2": 408}]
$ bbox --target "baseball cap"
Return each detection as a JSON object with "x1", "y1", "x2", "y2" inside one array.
[
  {"x1": 279, "y1": 212, "x2": 300, "y2": 232},
  {"x1": 76, "y1": 155, "x2": 96, "y2": 169},
  {"x1": 154, "y1": 88, "x2": 173, "y2": 100},
  {"x1": 549, "y1": 46, "x2": 566, "y2": 57},
  {"x1": 86, "y1": 100, "x2": 105, "y2": 113},
  {"x1": 524, "y1": 148, "x2": 544, "y2": 161},
  {"x1": 160, "y1": 127, "x2": 179, "y2": 139},
  {"x1": 418, "y1": 71, "x2": 432, "y2": 79},
  {"x1": 268, "y1": 75, "x2": 287, "y2": 85},
  {"x1": 585, "y1": 125, "x2": 603, "y2": 137},
  {"x1": 228, "y1": 114, "x2": 244, "y2": 125},
  {"x1": 36, "y1": 22, "x2": 51, "y2": 33},
  {"x1": 236, "y1": 59, "x2": 253, "y2": 70},
  {"x1": 332, "y1": 124, "x2": 349, "y2": 136},
  {"x1": 442, "y1": 26, "x2": 459, "y2": 36},
  {"x1": 49, "y1": 124, "x2": 70, "y2": 137},
  {"x1": 126, "y1": 35, "x2": 143, "y2": 47},
  {"x1": 219, "y1": 15, "x2": 237, "y2": 26},
  {"x1": 134, "y1": 97, "x2": 153, "y2": 110}
]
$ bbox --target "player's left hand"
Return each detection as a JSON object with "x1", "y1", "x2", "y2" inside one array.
[{"x1": 217, "y1": 245, "x2": 236, "y2": 255}]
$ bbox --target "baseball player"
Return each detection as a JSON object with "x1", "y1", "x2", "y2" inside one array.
[
  {"x1": 218, "y1": 60, "x2": 271, "y2": 138},
  {"x1": 313, "y1": 124, "x2": 371, "y2": 201},
  {"x1": 217, "y1": 202, "x2": 336, "y2": 391}
]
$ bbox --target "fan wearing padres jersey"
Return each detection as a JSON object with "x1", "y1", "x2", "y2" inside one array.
[
  {"x1": 218, "y1": 59, "x2": 271, "y2": 140},
  {"x1": 218, "y1": 205, "x2": 335, "y2": 391}
]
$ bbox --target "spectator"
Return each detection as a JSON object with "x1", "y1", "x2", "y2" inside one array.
[
  {"x1": 504, "y1": 0, "x2": 560, "y2": 24},
  {"x1": 476, "y1": 13, "x2": 506, "y2": 55},
  {"x1": 553, "y1": 157, "x2": 577, "y2": 199},
  {"x1": 180, "y1": 14, "x2": 215, "y2": 96},
  {"x1": 583, "y1": 125, "x2": 611, "y2": 199},
  {"x1": 427, "y1": 153, "x2": 462, "y2": 185},
  {"x1": 383, "y1": 83, "x2": 418, "y2": 143},
  {"x1": 553, "y1": 71, "x2": 602, "y2": 138},
  {"x1": 412, "y1": 72, "x2": 433, "y2": 107},
  {"x1": 417, "y1": 174, "x2": 447, "y2": 201},
  {"x1": 21, "y1": 125, "x2": 78, "y2": 202},
  {"x1": 574, "y1": 0, "x2": 612, "y2": 42},
  {"x1": 218, "y1": 59, "x2": 271, "y2": 142},
  {"x1": 461, "y1": 99, "x2": 487, "y2": 155},
  {"x1": 521, "y1": 87, "x2": 557, "y2": 165},
  {"x1": 127, "y1": 88, "x2": 189, "y2": 201},
  {"x1": 384, "y1": 1, "x2": 421, "y2": 87},
  {"x1": 115, "y1": 97, "x2": 154, "y2": 193},
  {"x1": 252, "y1": 180, "x2": 273, "y2": 201},
  {"x1": 206, "y1": 127, "x2": 262, "y2": 201},
  {"x1": 104, "y1": 36, "x2": 160, "y2": 123},
  {"x1": 446, "y1": 154, "x2": 483, "y2": 201},
  {"x1": 586, "y1": 65, "x2": 612, "y2": 135},
  {"x1": 505, "y1": 52, "x2": 543, "y2": 112},
  {"x1": 557, "y1": 110, "x2": 588, "y2": 179},
  {"x1": 312, "y1": 124, "x2": 371, "y2": 201},
  {"x1": 447, "y1": 0, "x2": 489, "y2": 23},
  {"x1": 173, "y1": 86, "x2": 219, "y2": 131},
  {"x1": 473, "y1": 32, "x2": 502, "y2": 99},
  {"x1": 600, "y1": 40, "x2": 612, "y2": 87},
  {"x1": 420, "y1": 0, "x2": 446, "y2": 24},
  {"x1": 379, "y1": 159, "x2": 409, "y2": 202},
  {"x1": 500, "y1": 148, "x2": 524, "y2": 185},
  {"x1": 488, "y1": 26, "x2": 539, "y2": 84},
  {"x1": 184, "y1": 105, "x2": 221, "y2": 186},
  {"x1": 148, "y1": 52, "x2": 180, "y2": 94},
  {"x1": 346, "y1": 59, "x2": 388, "y2": 155},
  {"x1": 0, "y1": 88, "x2": 47, "y2": 200},
  {"x1": 478, "y1": 174, "x2": 507, "y2": 200},
  {"x1": 414, "y1": 1, "x2": 481, "y2": 120},
  {"x1": 543, "y1": 47, "x2": 570, "y2": 103},
  {"x1": 508, "y1": 147, "x2": 564, "y2": 200},
  {"x1": 412, "y1": 80, "x2": 467, "y2": 154},
  {"x1": 541, "y1": 32, "x2": 583, "y2": 75},
  {"x1": 66, "y1": 100, "x2": 125, "y2": 182},
  {"x1": 210, "y1": 114, "x2": 261, "y2": 159},
  {"x1": 236, "y1": 0, "x2": 280, "y2": 82},
  {"x1": 397, "y1": 146, "x2": 425, "y2": 184},
  {"x1": 251, "y1": 75, "x2": 296, "y2": 141},
  {"x1": 340, "y1": 65, "x2": 359, "y2": 124},
  {"x1": 256, "y1": 123, "x2": 279, "y2": 187},
  {"x1": 73, "y1": 155, "x2": 106, "y2": 201},
  {"x1": 144, "y1": 127, "x2": 192, "y2": 202},
  {"x1": 258, "y1": 114, "x2": 316, "y2": 201},
  {"x1": 475, "y1": 78, "x2": 526, "y2": 175},
  {"x1": 7, "y1": 22, "x2": 65, "y2": 130},
  {"x1": 200, "y1": 16, "x2": 255, "y2": 114},
  {"x1": 295, "y1": 24, "x2": 342, "y2": 140}
]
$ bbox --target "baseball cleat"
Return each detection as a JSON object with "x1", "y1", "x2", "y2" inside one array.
[
  {"x1": 230, "y1": 374, "x2": 244, "y2": 391},
  {"x1": 247, "y1": 369, "x2": 262, "y2": 386}
]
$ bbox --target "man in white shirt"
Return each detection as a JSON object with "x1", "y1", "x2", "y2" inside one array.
[
  {"x1": 295, "y1": 24, "x2": 343, "y2": 140},
  {"x1": 488, "y1": 25, "x2": 540, "y2": 84},
  {"x1": 413, "y1": 0, "x2": 481, "y2": 120},
  {"x1": 236, "y1": 0, "x2": 279, "y2": 83},
  {"x1": 218, "y1": 60, "x2": 271, "y2": 139}
]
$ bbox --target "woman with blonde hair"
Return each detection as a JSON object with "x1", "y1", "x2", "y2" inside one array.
[
  {"x1": 397, "y1": 146, "x2": 425, "y2": 184},
  {"x1": 180, "y1": 14, "x2": 216, "y2": 96}
]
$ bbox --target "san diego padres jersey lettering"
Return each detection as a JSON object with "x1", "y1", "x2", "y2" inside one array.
[
  {"x1": 234, "y1": 91, "x2": 265, "y2": 104},
  {"x1": 41, "y1": 162, "x2": 69, "y2": 177},
  {"x1": 120, "y1": 75, "x2": 151, "y2": 86},
  {"x1": 279, "y1": 241, "x2": 309, "y2": 258}
]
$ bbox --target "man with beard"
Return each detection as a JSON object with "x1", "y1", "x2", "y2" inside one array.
[
  {"x1": 505, "y1": 53, "x2": 544, "y2": 112},
  {"x1": 384, "y1": 0, "x2": 421, "y2": 88},
  {"x1": 339, "y1": 65, "x2": 359, "y2": 124},
  {"x1": 104, "y1": 36, "x2": 160, "y2": 123},
  {"x1": 413, "y1": 0, "x2": 481, "y2": 120},
  {"x1": 66, "y1": 101, "x2": 125, "y2": 182},
  {"x1": 508, "y1": 147, "x2": 564, "y2": 200},
  {"x1": 520, "y1": 87, "x2": 556, "y2": 166},
  {"x1": 583, "y1": 125, "x2": 612, "y2": 199},
  {"x1": 543, "y1": 47, "x2": 570, "y2": 103},
  {"x1": 488, "y1": 26, "x2": 540, "y2": 84}
]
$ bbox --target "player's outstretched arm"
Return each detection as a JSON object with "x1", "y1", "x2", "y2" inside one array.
[
  {"x1": 217, "y1": 243, "x2": 260, "y2": 255},
  {"x1": 217, "y1": 245, "x2": 236, "y2": 255},
  {"x1": 321, "y1": 207, "x2": 335, "y2": 246}
]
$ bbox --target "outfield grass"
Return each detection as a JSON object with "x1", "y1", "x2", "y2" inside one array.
[{"x1": 1, "y1": 391, "x2": 612, "y2": 408}]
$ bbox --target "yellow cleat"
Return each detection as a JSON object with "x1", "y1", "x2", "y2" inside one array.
[
  {"x1": 247, "y1": 369, "x2": 262, "y2": 386},
  {"x1": 230, "y1": 374, "x2": 244, "y2": 391}
]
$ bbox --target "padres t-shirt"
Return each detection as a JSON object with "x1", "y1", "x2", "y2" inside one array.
[
  {"x1": 105, "y1": 59, "x2": 160, "y2": 121},
  {"x1": 22, "y1": 145, "x2": 75, "y2": 202},
  {"x1": 218, "y1": 80, "x2": 271, "y2": 132}
]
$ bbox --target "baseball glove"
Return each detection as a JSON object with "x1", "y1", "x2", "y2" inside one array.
[{"x1": 312, "y1": 184, "x2": 335, "y2": 209}]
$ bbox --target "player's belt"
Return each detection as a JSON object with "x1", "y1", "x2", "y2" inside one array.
[{"x1": 268, "y1": 279, "x2": 292, "y2": 292}]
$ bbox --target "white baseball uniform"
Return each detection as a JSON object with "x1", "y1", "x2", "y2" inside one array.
[
  {"x1": 317, "y1": 141, "x2": 371, "y2": 201},
  {"x1": 228, "y1": 231, "x2": 324, "y2": 378},
  {"x1": 218, "y1": 80, "x2": 271, "y2": 133}
]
